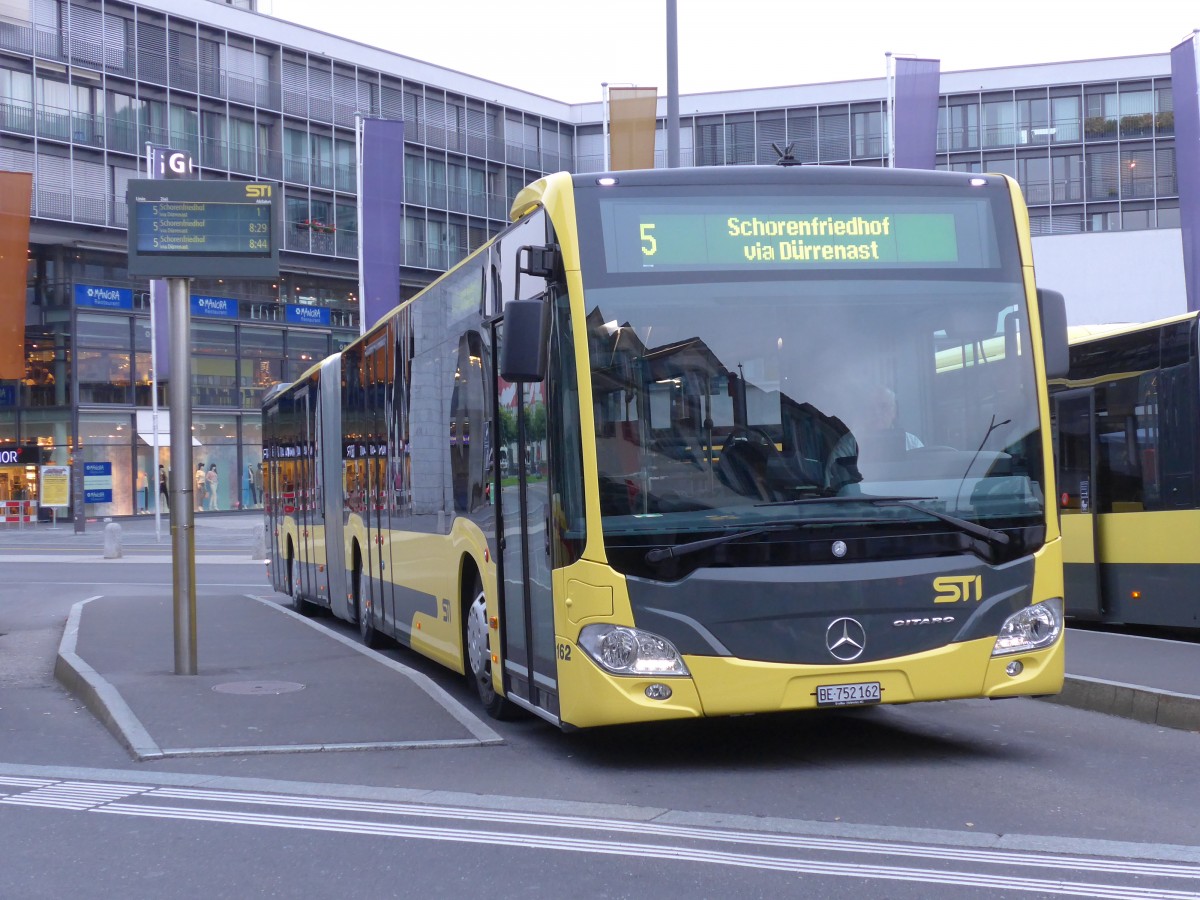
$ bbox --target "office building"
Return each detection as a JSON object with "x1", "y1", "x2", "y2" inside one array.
[{"x1": 0, "y1": 0, "x2": 1186, "y2": 519}]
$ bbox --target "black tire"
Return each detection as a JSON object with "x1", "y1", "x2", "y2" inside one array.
[
  {"x1": 354, "y1": 558, "x2": 383, "y2": 649},
  {"x1": 290, "y1": 580, "x2": 313, "y2": 616},
  {"x1": 464, "y1": 579, "x2": 516, "y2": 720},
  {"x1": 287, "y1": 550, "x2": 313, "y2": 616}
]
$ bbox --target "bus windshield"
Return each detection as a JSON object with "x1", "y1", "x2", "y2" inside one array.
[{"x1": 574, "y1": 174, "x2": 1046, "y2": 556}]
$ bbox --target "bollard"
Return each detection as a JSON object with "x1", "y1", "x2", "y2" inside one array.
[
  {"x1": 251, "y1": 524, "x2": 267, "y2": 560},
  {"x1": 103, "y1": 520, "x2": 123, "y2": 559}
]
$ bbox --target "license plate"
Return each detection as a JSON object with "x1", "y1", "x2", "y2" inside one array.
[{"x1": 816, "y1": 681, "x2": 881, "y2": 707}]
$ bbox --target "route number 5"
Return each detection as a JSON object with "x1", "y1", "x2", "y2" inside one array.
[{"x1": 640, "y1": 223, "x2": 657, "y2": 257}]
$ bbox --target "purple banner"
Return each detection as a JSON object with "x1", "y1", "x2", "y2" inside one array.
[
  {"x1": 1171, "y1": 35, "x2": 1200, "y2": 313},
  {"x1": 893, "y1": 57, "x2": 941, "y2": 170},
  {"x1": 361, "y1": 118, "x2": 405, "y2": 332},
  {"x1": 151, "y1": 278, "x2": 169, "y2": 377}
]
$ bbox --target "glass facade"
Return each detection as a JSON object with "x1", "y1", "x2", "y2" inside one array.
[
  {"x1": 938, "y1": 80, "x2": 1177, "y2": 235},
  {"x1": 0, "y1": 0, "x2": 1185, "y2": 520}
]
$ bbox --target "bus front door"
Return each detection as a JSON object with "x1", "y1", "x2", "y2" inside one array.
[
  {"x1": 1055, "y1": 389, "x2": 1103, "y2": 619},
  {"x1": 498, "y1": 377, "x2": 560, "y2": 722}
]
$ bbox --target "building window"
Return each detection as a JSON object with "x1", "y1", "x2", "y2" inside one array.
[
  {"x1": 1017, "y1": 96, "x2": 1049, "y2": 146},
  {"x1": 1085, "y1": 88, "x2": 1118, "y2": 140},
  {"x1": 1155, "y1": 147, "x2": 1177, "y2": 197},
  {"x1": 1051, "y1": 152, "x2": 1084, "y2": 203},
  {"x1": 1, "y1": 69, "x2": 34, "y2": 135},
  {"x1": 1017, "y1": 156, "x2": 1050, "y2": 206},
  {"x1": 1118, "y1": 87, "x2": 1154, "y2": 139},
  {"x1": 192, "y1": 321, "x2": 237, "y2": 407},
  {"x1": 852, "y1": 108, "x2": 884, "y2": 159},
  {"x1": 940, "y1": 101, "x2": 979, "y2": 152},
  {"x1": 1120, "y1": 147, "x2": 1154, "y2": 199},
  {"x1": 1086, "y1": 148, "x2": 1118, "y2": 201},
  {"x1": 818, "y1": 109, "x2": 849, "y2": 162},
  {"x1": 1050, "y1": 94, "x2": 1081, "y2": 143},
  {"x1": 77, "y1": 313, "x2": 131, "y2": 405},
  {"x1": 982, "y1": 96, "x2": 1015, "y2": 148}
]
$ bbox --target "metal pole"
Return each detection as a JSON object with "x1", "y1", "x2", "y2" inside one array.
[
  {"x1": 151, "y1": 287, "x2": 161, "y2": 541},
  {"x1": 666, "y1": 0, "x2": 680, "y2": 168},
  {"x1": 71, "y1": 298, "x2": 83, "y2": 534},
  {"x1": 167, "y1": 276, "x2": 197, "y2": 675},
  {"x1": 601, "y1": 82, "x2": 609, "y2": 171},
  {"x1": 146, "y1": 142, "x2": 162, "y2": 541}
]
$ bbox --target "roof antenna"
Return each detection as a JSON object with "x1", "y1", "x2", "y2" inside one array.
[{"x1": 771, "y1": 142, "x2": 799, "y2": 167}]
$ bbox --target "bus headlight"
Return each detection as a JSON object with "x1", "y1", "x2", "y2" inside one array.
[
  {"x1": 991, "y1": 598, "x2": 1063, "y2": 657},
  {"x1": 577, "y1": 624, "x2": 690, "y2": 677}
]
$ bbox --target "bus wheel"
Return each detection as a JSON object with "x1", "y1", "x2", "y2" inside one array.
[
  {"x1": 465, "y1": 582, "x2": 515, "y2": 719},
  {"x1": 354, "y1": 562, "x2": 382, "y2": 649},
  {"x1": 290, "y1": 580, "x2": 313, "y2": 617}
]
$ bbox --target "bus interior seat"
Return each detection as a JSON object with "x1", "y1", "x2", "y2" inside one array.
[{"x1": 717, "y1": 437, "x2": 775, "y2": 501}]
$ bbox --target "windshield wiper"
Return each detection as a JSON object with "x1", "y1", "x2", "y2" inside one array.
[
  {"x1": 644, "y1": 527, "x2": 776, "y2": 565},
  {"x1": 758, "y1": 494, "x2": 1010, "y2": 548}
]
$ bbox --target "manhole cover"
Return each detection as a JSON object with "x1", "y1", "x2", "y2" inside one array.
[{"x1": 212, "y1": 681, "x2": 305, "y2": 695}]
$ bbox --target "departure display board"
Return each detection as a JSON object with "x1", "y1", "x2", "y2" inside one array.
[
  {"x1": 598, "y1": 195, "x2": 1000, "y2": 274},
  {"x1": 126, "y1": 180, "x2": 280, "y2": 278}
]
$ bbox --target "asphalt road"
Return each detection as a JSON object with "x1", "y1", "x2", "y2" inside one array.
[{"x1": 1, "y1": 514, "x2": 1198, "y2": 899}]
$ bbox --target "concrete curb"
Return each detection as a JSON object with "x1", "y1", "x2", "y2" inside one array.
[
  {"x1": 54, "y1": 596, "x2": 166, "y2": 761},
  {"x1": 1041, "y1": 675, "x2": 1200, "y2": 732}
]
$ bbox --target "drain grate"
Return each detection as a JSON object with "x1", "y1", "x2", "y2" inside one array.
[{"x1": 212, "y1": 681, "x2": 305, "y2": 695}]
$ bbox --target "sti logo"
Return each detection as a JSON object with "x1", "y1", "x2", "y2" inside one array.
[
  {"x1": 932, "y1": 575, "x2": 983, "y2": 604},
  {"x1": 245, "y1": 184, "x2": 272, "y2": 198}
]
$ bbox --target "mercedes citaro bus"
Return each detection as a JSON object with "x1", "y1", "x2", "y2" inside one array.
[{"x1": 264, "y1": 165, "x2": 1070, "y2": 729}]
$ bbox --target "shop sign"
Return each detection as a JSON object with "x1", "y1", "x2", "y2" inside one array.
[
  {"x1": 286, "y1": 304, "x2": 331, "y2": 327},
  {"x1": 191, "y1": 295, "x2": 239, "y2": 319},
  {"x1": 75, "y1": 284, "x2": 134, "y2": 310},
  {"x1": 0, "y1": 446, "x2": 42, "y2": 465},
  {"x1": 83, "y1": 461, "x2": 113, "y2": 504}
]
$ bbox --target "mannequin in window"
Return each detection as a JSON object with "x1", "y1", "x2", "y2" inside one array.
[{"x1": 206, "y1": 464, "x2": 220, "y2": 511}]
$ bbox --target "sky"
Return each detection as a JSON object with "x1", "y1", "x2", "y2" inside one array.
[{"x1": 260, "y1": 0, "x2": 1199, "y2": 104}]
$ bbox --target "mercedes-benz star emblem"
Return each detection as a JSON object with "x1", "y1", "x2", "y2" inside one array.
[{"x1": 826, "y1": 617, "x2": 867, "y2": 661}]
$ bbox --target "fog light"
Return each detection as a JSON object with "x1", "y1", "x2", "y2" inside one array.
[
  {"x1": 1005, "y1": 660, "x2": 1023, "y2": 677},
  {"x1": 645, "y1": 683, "x2": 673, "y2": 701}
]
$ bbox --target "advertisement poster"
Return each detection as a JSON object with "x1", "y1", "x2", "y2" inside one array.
[{"x1": 40, "y1": 465, "x2": 70, "y2": 508}]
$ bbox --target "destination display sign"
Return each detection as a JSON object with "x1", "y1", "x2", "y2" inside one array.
[
  {"x1": 126, "y1": 180, "x2": 280, "y2": 278},
  {"x1": 598, "y1": 195, "x2": 1001, "y2": 274}
]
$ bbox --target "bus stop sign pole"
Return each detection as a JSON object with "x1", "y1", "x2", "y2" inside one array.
[{"x1": 168, "y1": 275, "x2": 197, "y2": 675}]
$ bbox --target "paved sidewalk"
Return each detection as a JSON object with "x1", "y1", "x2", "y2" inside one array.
[
  {"x1": 55, "y1": 592, "x2": 503, "y2": 760},
  {"x1": 0, "y1": 509, "x2": 266, "y2": 561}
]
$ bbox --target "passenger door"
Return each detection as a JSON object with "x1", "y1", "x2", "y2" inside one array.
[
  {"x1": 1055, "y1": 389, "x2": 1103, "y2": 618},
  {"x1": 493, "y1": 223, "x2": 560, "y2": 722}
]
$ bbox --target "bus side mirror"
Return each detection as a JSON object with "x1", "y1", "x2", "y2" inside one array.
[
  {"x1": 500, "y1": 296, "x2": 550, "y2": 383},
  {"x1": 1038, "y1": 288, "x2": 1069, "y2": 380}
]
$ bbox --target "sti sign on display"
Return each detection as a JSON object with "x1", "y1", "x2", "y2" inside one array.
[{"x1": 126, "y1": 180, "x2": 280, "y2": 278}]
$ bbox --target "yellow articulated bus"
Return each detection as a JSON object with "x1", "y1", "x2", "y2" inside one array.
[
  {"x1": 1051, "y1": 312, "x2": 1200, "y2": 630},
  {"x1": 263, "y1": 165, "x2": 1070, "y2": 729}
]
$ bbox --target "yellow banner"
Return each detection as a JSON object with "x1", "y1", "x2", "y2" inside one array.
[
  {"x1": 0, "y1": 171, "x2": 32, "y2": 380},
  {"x1": 40, "y1": 465, "x2": 70, "y2": 508},
  {"x1": 609, "y1": 87, "x2": 658, "y2": 171}
]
